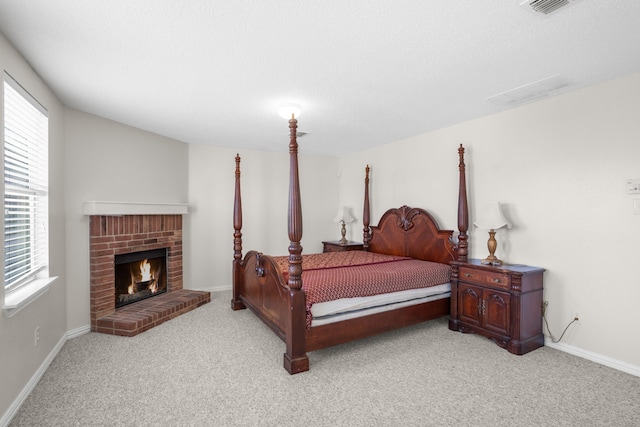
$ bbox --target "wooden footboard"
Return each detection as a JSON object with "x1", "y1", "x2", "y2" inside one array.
[{"x1": 234, "y1": 251, "x2": 290, "y2": 340}]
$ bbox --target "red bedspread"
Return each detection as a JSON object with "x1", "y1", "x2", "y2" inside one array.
[{"x1": 273, "y1": 251, "x2": 451, "y2": 326}]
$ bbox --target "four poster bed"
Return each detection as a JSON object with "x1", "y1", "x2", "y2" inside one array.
[{"x1": 231, "y1": 116, "x2": 469, "y2": 374}]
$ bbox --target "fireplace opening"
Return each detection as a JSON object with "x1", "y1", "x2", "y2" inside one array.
[{"x1": 114, "y1": 248, "x2": 167, "y2": 308}]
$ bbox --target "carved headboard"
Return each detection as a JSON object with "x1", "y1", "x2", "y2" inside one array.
[{"x1": 367, "y1": 205, "x2": 457, "y2": 264}]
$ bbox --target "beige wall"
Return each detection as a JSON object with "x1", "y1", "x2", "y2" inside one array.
[
  {"x1": 185, "y1": 144, "x2": 339, "y2": 291},
  {"x1": 339, "y1": 72, "x2": 640, "y2": 368},
  {"x1": 0, "y1": 34, "x2": 67, "y2": 418}
]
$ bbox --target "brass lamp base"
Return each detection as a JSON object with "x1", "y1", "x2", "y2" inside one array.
[
  {"x1": 481, "y1": 255, "x2": 503, "y2": 266},
  {"x1": 481, "y1": 229, "x2": 504, "y2": 265},
  {"x1": 339, "y1": 221, "x2": 348, "y2": 245}
]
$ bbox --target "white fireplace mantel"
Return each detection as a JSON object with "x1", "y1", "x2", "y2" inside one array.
[{"x1": 82, "y1": 201, "x2": 189, "y2": 216}]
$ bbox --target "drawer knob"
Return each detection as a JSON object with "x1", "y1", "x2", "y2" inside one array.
[
  {"x1": 493, "y1": 278, "x2": 501, "y2": 283},
  {"x1": 464, "y1": 273, "x2": 472, "y2": 278}
]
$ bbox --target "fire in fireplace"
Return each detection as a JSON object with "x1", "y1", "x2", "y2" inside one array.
[{"x1": 114, "y1": 248, "x2": 167, "y2": 308}]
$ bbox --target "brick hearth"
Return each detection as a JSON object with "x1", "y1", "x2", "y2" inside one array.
[
  {"x1": 89, "y1": 214, "x2": 209, "y2": 336},
  {"x1": 95, "y1": 289, "x2": 210, "y2": 336}
]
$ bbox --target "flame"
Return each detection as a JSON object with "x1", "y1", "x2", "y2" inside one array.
[
  {"x1": 124, "y1": 258, "x2": 161, "y2": 296},
  {"x1": 140, "y1": 259, "x2": 158, "y2": 293},
  {"x1": 128, "y1": 267, "x2": 136, "y2": 294},
  {"x1": 140, "y1": 259, "x2": 152, "y2": 281}
]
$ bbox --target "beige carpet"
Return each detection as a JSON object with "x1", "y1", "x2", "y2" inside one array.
[{"x1": 9, "y1": 291, "x2": 640, "y2": 426}]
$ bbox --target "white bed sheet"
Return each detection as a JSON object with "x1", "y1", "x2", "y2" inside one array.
[{"x1": 310, "y1": 282, "x2": 451, "y2": 327}]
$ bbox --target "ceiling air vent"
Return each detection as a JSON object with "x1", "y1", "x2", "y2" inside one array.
[
  {"x1": 520, "y1": 0, "x2": 581, "y2": 15},
  {"x1": 485, "y1": 75, "x2": 573, "y2": 107}
]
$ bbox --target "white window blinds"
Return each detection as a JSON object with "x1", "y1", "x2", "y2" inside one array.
[{"x1": 3, "y1": 73, "x2": 49, "y2": 290}]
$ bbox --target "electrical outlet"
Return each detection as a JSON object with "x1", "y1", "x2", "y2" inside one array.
[{"x1": 34, "y1": 326, "x2": 40, "y2": 346}]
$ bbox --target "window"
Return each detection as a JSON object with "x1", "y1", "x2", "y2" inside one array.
[{"x1": 3, "y1": 72, "x2": 49, "y2": 293}]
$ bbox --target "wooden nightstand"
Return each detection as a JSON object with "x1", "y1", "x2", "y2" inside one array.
[
  {"x1": 448, "y1": 259, "x2": 545, "y2": 355},
  {"x1": 322, "y1": 241, "x2": 364, "y2": 253}
]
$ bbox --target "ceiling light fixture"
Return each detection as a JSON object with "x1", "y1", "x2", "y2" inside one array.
[{"x1": 278, "y1": 103, "x2": 301, "y2": 120}]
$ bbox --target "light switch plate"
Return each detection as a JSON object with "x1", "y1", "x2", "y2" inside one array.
[{"x1": 627, "y1": 179, "x2": 640, "y2": 194}]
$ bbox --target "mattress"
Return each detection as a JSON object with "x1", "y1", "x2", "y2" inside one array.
[{"x1": 310, "y1": 282, "x2": 451, "y2": 327}]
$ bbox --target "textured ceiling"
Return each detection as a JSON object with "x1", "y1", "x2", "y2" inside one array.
[{"x1": 1, "y1": 1, "x2": 639, "y2": 156}]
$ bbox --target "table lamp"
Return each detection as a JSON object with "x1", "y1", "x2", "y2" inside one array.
[
  {"x1": 473, "y1": 202, "x2": 512, "y2": 265},
  {"x1": 333, "y1": 207, "x2": 354, "y2": 245}
]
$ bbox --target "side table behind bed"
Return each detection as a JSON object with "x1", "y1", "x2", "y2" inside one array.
[{"x1": 322, "y1": 241, "x2": 364, "y2": 253}]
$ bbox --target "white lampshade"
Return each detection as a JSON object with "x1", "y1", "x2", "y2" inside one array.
[
  {"x1": 278, "y1": 103, "x2": 301, "y2": 120},
  {"x1": 333, "y1": 206, "x2": 354, "y2": 224},
  {"x1": 473, "y1": 202, "x2": 512, "y2": 230}
]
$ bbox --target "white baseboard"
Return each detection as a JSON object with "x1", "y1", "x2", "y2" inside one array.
[
  {"x1": 545, "y1": 339, "x2": 640, "y2": 377},
  {"x1": 0, "y1": 332, "x2": 67, "y2": 427},
  {"x1": 67, "y1": 324, "x2": 91, "y2": 339},
  {"x1": 188, "y1": 285, "x2": 231, "y2": 293}
]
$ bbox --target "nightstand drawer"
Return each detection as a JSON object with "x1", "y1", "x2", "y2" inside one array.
[
  {"x1": 323, "y1": 244, "x2": 348, "y2": 253},
  {"x1": 322, "y1": 241, "x2": 363, "y2": 253},
  {"x1": 459, "y1": 267, "x2": 510, "y2": 290}
]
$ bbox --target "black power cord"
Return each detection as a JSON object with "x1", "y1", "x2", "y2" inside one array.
[{"x1": 542, "y1": 301, "x2": 579, "y2": 343}]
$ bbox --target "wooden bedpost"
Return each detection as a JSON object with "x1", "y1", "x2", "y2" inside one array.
[
  {"x1": 284, "y1": 115, "x2": 309, "y2": 374},
  {"x1": 457, "y1": 144, "x2": 469, "y2": 262},
  {"x1": 362, "y1": 164, "x2": 371, "y2": 249},
  {"x1": 231, "y1": 154, "x2": 246, "y2": 310}
]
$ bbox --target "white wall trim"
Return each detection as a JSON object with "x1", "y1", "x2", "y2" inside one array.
[
  {"x1": 67, "y1": 324, "x2": 91, "y2": 340},
  {"x1": 189, "y1": 285, "x2": 230, "y2": 293},
  {"x1": 545, "y1": 339, "x2": 640, "y2": 377},
  {"x1": 3, "y1": 277, "x2": 58, "y2": 318},
  {"x1": 0, "y1": 332, "x2": 66, "y2": 427},
  {"x1": 82, "y1": 201, "x2": 189, "y2": 216}
]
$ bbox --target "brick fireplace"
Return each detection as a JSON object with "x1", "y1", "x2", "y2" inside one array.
[{"x1": 89, "y1": 212, "x2": 209, "y2": 336}]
